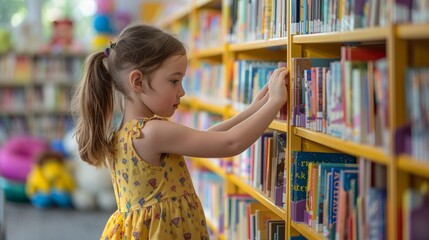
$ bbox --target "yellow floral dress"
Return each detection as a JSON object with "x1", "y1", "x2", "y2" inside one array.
[{"x1": 101, "y1": 117, "x2": 209, "y2": 240}]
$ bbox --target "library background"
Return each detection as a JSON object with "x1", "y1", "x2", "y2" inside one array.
[{"x1": 0, "y1": 0, "x2": 428, "y2": 239}]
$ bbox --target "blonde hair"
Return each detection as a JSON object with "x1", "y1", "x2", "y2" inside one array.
[{"x1": 71, "y1": 24, "x2": 186, "y2": 167}]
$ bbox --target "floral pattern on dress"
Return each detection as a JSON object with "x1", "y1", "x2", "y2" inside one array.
[{"x1": 100, "y1": 117, "x2": 209, "y2": 240}]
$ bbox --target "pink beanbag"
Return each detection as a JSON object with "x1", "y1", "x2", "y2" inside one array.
[{"x1": 0, "y1": 136, "x2": 48, "y2": 182}]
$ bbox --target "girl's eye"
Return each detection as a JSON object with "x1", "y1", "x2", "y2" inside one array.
[{"x1": 171, "y1": 80, "x2": 179, "y2": 85}]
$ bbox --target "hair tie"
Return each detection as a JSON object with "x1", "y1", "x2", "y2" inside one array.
[{"x1": 104, "y1": 47, "x2": 110, "y2": 58}]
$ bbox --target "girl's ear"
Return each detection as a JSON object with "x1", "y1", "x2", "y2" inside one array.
[{"x1": 129, "y1": 69, "x2": 145, "y2": 93}]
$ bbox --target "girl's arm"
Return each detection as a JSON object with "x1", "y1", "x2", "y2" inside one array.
[
  {"x1": 138, "y1": 68, "x2": 288, "y2": 159},
  {"x1": 207, "y1": 84, "x2": 269, "y2": 132}
]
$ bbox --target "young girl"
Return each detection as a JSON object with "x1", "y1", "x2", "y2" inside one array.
[{"x1": 72, "y1": 23, "x2": 288, "y2": 240}]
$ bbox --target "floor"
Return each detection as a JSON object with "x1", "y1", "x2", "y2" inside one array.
[{"x1": 3, "y1": 201, "x2": 112, "y2": 240}]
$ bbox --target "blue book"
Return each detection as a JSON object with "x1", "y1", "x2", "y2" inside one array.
[
  {"x1": 334, "y1": 169, "x2": 359, "y2": 239},
  {"x1": 327, "y1": 167, "x2": 358, "y2": 238},
  {"x1": 367, "y1": 188, "x2": 387, "y2": 240},
  {"x1": 315, "y1": 163, "x2": 358, "y2": 231}
]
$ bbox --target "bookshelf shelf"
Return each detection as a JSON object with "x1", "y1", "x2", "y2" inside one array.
[
  {"x1": 290, "y1": 222, "x2": 326, "y2": 240},
  {"x1": 227, "y1": 175, "x2": 287, "y2": 221},
  {"x1": 206, "y1": 217, "x2": 223, "y2": 238},
  {"x1": 192, "y1": 47, "x2": 224, "y2": 58},
  {"x1": 33, "y1": 81, "x2": 76, "y2": 86},
  {"x1": 293, "y1": 27, "x2": 388, "y2": 44},
  {"x1": 229, "y1": 38, "x2": 288, "y2": 52},
  {"x1": 397, "y1": 155, "x2": 429, "y2": 178},
  {"x1": 0, "y1": 110, "x2": 27, "y2": 115},
  {"x1": 194, "y1": 99, "x2": 228, "y2": 116},
  {"x1": 194, "y1": 0, "x2": 221, "y2": 9},
  {"x1": 181, "y1": 97, "x2": 228, "y2": 115},
  {"x1": 269, "y1": 120, "x2": 287, "y2": 132},
  {"x1": 0, "y1": 81, "x2": 28, "y2": 87},
  {"x1": 396, "y1": 23, "x2": 429, "y2": 39},
  {"x1": 190, "y1": 157, "x2": 227, "y2": 178},
  {"x1": 294, "y1": 127, "x2": 390, "y2": 165},
  {"x1": 32, "y1": 109, "x2": 71, "y2": 115}
]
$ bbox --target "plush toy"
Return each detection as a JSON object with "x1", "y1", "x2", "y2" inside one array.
[
  {"x1": 64, "y1": 131, "x2": 116, "y2": 211},
  {"x1": 26, "y1": 151, "x2": 75, "y2": 208}
]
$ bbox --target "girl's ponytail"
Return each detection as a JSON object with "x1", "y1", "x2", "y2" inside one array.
[{"x1": 72, "y1": 51, "x2": 115, "y2": 167}]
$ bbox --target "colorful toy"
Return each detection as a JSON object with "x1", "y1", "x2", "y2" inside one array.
[
  {"x1": 26, "y1": 151, "x2": 75, "y2": 208},
  {"x1": 0, "y1": 136, "x2": 48, "y2": 202}
]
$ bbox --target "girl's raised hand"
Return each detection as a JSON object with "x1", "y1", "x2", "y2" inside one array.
[{"x1": 268, "y1": 67, "x2": 288, "y2": 104}]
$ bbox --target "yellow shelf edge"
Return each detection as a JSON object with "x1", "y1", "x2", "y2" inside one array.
[
  {"x1": 293, "y1": 27, "x2": 388, "y2": 43},
  {"x1": 229, "y1": 38, "x2": 288, "y2": 52},
  {"x1": 268, "y1": 120, "x2": 288, "y2": 132},
  {"x1": 206, "y1": 217, "x2": 220, "y2": 234},
  {"x1": 396, "y1": 23, "x2": 429, "y2": 39},
  {"x1": 192, "y1": 47, "x2": 224, "y2": 58},
  {"x1": 181, "y1": 97, "x2": 228, "y2": 115},
  {"x1": 196, "y1": 100, "x2": 228, "y2": 115},
  {"x1": 190, "y1": 157, "x2": 227, "y2": 178},
  {"x1": 227, "y1": 175, "x2": 287, "y2": 221},
  {"x1": 294, "y1": 127, "x2": 390, "y2": 164},
  {"x1": 397, "y1": 155, "x2": 429, "y2": 178},
  {"x1": 194, "y1": 0, "x2": 221, "y2": 9},
  {"x1": 291, "y1": 222, "x2": 326, "y2": 240}
]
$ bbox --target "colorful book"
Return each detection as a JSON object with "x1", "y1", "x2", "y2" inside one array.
[
  {"x1": 327, "y1": 165, "x2": 359, "y2": 238},
  {"x1": 291, "y1": 58, "x2": 338, "y2": 127},
  {"x1": 315, "y1": 163, "x2": 358, "y2": 232}
]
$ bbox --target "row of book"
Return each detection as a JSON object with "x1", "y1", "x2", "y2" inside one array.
[
  {"x1": 190, "y1": 168, "x2": 225, "y2": 234},
  {"x1": 195, "y1": 9, "x2": 223, "y2": 50},
  {"x1": 0, "y1": 54, "x2": 83, "y2": 82},
  {"x1": 228, "y1": 0, "x2": 288, "y2": 43},
  {"x1": 0, "y1": 88, "x2": 26, "y2": 112},
  {"x1": 394, "y1": 0, "x2": 429, "y2": 23},
  {"x1": 404, "y1": 68, "x2": 429, "y2": 162},
  {"x1": 291, "y1": 152, "x2": 387, "y2": 240},
  {"x1": 0, "y1": 86, "x2": 73, "y2": 113},
  {"x1": 185, "y1": 63, "x2": 227, "y2": 105},
  {"x1": 233, "y1": 130, "x2": 287, "y2": 208},
  {"x1": 291, "y1": 46, "x2": 389, "y2": 151},
  {"x1": 0, "y1": 115, "x2": 73, "y2": 145},
  {"x1": 291, "y1": 0, "x2": 389, "y2": 34},
  {"x1": 226, "y1": 194, "x2": 285, "y2": 240},
  {"x1": 231, "y1": 60, "x2": 287, "y2": 119}
]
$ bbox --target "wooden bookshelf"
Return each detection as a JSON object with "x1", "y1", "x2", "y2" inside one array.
[
  {"x1": 293, "y1": 27, "x2": 389, "y2": 44},
  {"x1": 229, "y1": 38, "x2": 288, "y2": 52},
  {"x1": 227, "y1": 175, "x2": 287, "y2": 221},
  {"x1": 397, "y1": 155, "x2": 429, "y2": 178},
  {"x1": 153, "y1": 0, "x2": 429, "y2": 239},
  {"x1": 396, "y1": 23, "x2": 429, "y2": 39},
  {"x1": 290, "y1": 222, "x2": 326, "y2": 240},
  {"x1": 269, "y1": 120, "x2": 288, "y2": 132},
  {"x1": 192, "y1": 47, "x2": 224, "y2": 58},
  {"x1": 294, "y1": 127, "x2": 390, "y2": 165},
  {"x1": 206, "y1": 217, "x2": 224, "y2": 240},
  {"x1": 190, "y1": 157, "x2": 227, "y2": 178},
  {"x1": 0, "y1": 53, "x2": 84, "y2": 143}
]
